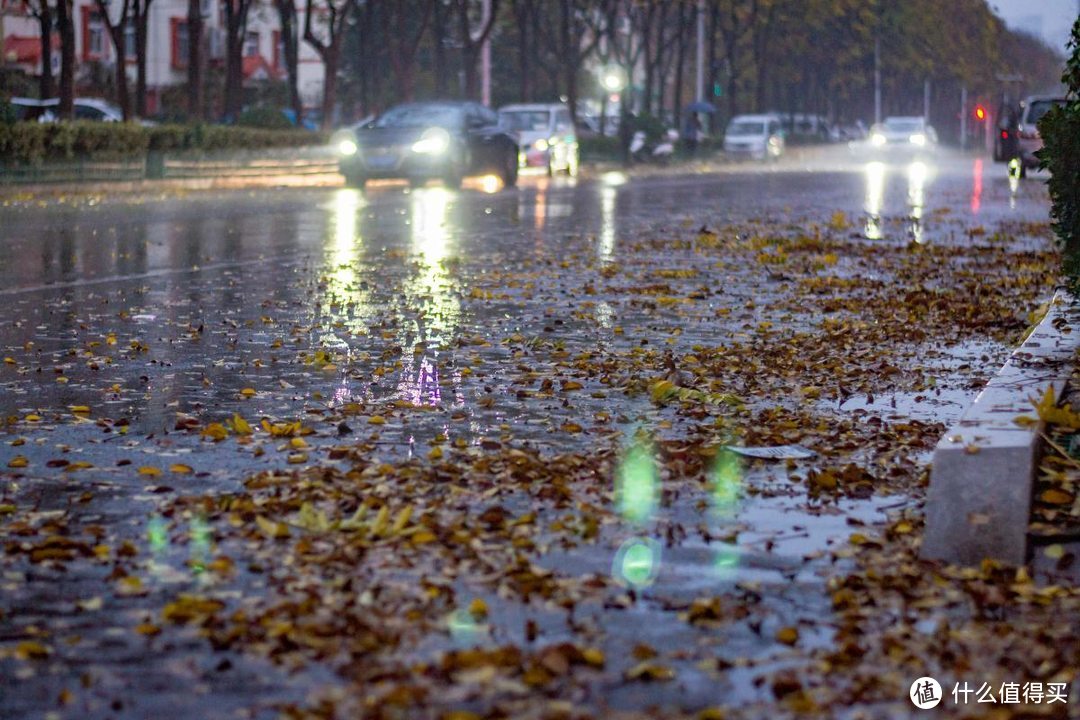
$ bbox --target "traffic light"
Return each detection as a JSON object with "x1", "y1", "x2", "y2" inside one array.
[{"x1": 974, "y1": 105, "x2": 986, "y2": 121}]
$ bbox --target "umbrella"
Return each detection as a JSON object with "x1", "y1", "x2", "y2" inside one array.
[{"x1": 686, "y1": 101, "x2": 717, "y2": 114}]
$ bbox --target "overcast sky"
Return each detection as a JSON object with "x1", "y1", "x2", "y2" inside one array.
[{"x1": 989, "y1": 0, "x2": 1078, "y2": 53}]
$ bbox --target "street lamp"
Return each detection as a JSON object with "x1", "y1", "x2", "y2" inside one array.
[{"x1": 601, "y1": 66, "x2": 626, "y2": 93}]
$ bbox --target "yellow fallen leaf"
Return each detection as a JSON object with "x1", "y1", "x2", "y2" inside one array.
[
  {"x1": 1040, "y1": 488, "x2": 1074, "y2": 505},
  {"x1": 1032, "y1": 385, "x2": 1080, "y2": 429},
  {"x1": 7, "y1": 456, "x2": 28, "y2": 468},
  {"x1": 15, "y1": 641, "x2": 51, "y2": 660},
  {"x1": 582, "y1": 647, "x2": 605, "y2": 667},
  {"x1": 231, "y1": 413, "x2": 253, "y2": 435},
  {"x1": 201, "y1": 423, "x2": 228, "y2": 441},
  {"x1": 371, "y1": 505, "x2": 390, "y2": 536},
  {"x1": 368, "y1": 415, "x2": 386, "y2": 425},
  {"x1": 69, "y1": 405, "x2": 91, "y2": 414},
  {"x1": 391, "y1": 505, "x2": 413, "y2": 535},
  {"x1": 138, "y1": 466, "x2": 161, "y2": 476},
  {"x1": 468, "y1": 598, "x2": 488, "y2": 617},
  {"x1": 775, "y1": 626, "x2": 799, "y2": 645},
  {"x1": 255, "y1": 515, "x2": 290, "y2": 539},
  {"x1": 240, "y1": 387, "x2": 256, "y2": 397},
  {"x1": 135, "y1": 623, "x2": 161, "y2": 636},
  {"x1": 287, "y1": 453, "x2": 308, "y2": 464}
]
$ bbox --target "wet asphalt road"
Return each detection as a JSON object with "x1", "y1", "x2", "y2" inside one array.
[{"x1": 0, "y1": 148, "x2": 1058, "y2": 718}]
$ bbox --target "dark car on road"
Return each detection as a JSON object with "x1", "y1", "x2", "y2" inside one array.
[{"x1": 335, "y1": 101, "x2": 519, "y2": 189}]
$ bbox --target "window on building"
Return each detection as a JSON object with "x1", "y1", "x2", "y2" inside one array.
[
  {"x1": 243, "y1": 30, "x2": 259, "y2": 57},
  {"x1": 124, "y1": 18, "x2": 136, "y2": 57},
  {"x1": 171, "y1": 18, "x2": 189, "y2": 69},
  {"x1": 86, "y1": 10, "x2": 105, "y2": 59}
]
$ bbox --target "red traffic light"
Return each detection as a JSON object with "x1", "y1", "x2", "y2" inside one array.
[{"x1": 974, "y1": 105, "x2": 986, "y2": 121}]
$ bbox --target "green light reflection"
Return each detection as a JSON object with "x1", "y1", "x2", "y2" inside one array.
[
  {"x1": 615, "y1": 441, "x2": 658, "y2": 524},
  {"x1": 147, "y1": 515, "x2": 168, "y2": 557},
  {"x1": 189, "y1": 515, "x2": 212, "y2": 573},
  {"x1": 447, "y1": 609, "x2": 490, "y2": 646},
  {"x1": 612, "y1": 537, "x2": 661, "y2": 589},
  {"x1": 710, "y1": 449, "x2": 742, "y2": 516}
]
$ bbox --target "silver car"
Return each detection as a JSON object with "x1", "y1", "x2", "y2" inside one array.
[
  {"x1": 498, "y1": 103, "x2": 579, "y2": 176},
  {"x1": 1013, "y1": 95, "x2": 1065, "y2": 178}
]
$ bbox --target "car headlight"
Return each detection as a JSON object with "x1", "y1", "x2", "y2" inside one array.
[
  {"x1": 533, "y1": 138, "x2": 549, "y2": 152},
  {"x1": 338, "y1": 138, "x2": 358, "y2": 156},
  {"x1": 412, "y1": 127, "x2": 450, "y2": 155},
  {"x1": 871, "y1": 133, "x2": 886, "y2": 146},
  {"x1": 909, "y1": 133, "x2": 926, "y2": 146}
]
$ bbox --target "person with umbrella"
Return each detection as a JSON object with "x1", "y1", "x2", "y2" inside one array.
[{"x1": 683, "y1": 101, "x2": 716, "y2": 157}]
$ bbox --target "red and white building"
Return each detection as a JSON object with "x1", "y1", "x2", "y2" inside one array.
[{"x1": 1, "y1": 0, "x2": 326, "y2": 116}]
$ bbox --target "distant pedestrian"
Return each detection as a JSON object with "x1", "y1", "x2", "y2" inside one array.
[{"x1": 683, "y1": 114, "x2": 701, "y2": 156}]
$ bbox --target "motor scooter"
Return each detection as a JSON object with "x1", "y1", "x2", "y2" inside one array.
[{"x1": 629, "y1": 129, "x2": 678, "y2": 164}]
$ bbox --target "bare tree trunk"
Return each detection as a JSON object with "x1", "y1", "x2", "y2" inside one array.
[
  {"x1": 35, "y1": 2, "x2": 55, "y2": 99},
  {"x1": 274, "y1": 0, "x2": 303, "y2": 124},
  {"x1": 95, "y1": 0, "x2": 131, "y2": 120},
  {"x1": 673, "y1": 2, "x2": 689, "y2": 130},
  {"x1": 224, "y1": 0, "x2": 252, "y2": 122},
  {"x1": 383, "y1": 0, "x2": 431, "y2": 105},
  {"x1": 134, "y1": 0, "x2": 152, "y2": 117},
  {"x1": 432, "y1": 0, "x2": 451, "y2": 97},
  {"x1": 513, "y1": 0, "x2": 530, "y2": 100},
  {"x1": 187, "y1": 0, "x2": 203, "y2": 118},
  {"x1": 456, "y1": 0, "x2": 501, "y2": 100},
  {"x1": 319, "y1": 49, "x2": 336, "y2": 125},
  {"x1": 304, "y1": 0, "x2": 355, "y2": 129},
  {"x1": 56, "y1": 0, "x2": 74, "y2": 117}
]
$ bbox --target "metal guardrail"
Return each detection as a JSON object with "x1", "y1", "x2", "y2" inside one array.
[{"x1": 0, "y1": 147, "x2": 339, "y2": 185}]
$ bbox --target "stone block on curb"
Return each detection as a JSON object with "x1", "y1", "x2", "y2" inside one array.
[{"x1": 922, "y1": 291, "x2": 1080, "y2": 566}]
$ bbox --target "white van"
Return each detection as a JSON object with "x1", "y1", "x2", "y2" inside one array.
[{"x1": 723, "y1": 114, "x2": 785, "y2": 160}]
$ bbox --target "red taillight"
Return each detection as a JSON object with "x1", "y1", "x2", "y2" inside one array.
[{"x1": 1001, "y1": 130, "x2": 1008, "y2": 139}]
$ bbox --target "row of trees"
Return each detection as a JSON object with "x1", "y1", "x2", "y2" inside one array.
[
  {"x1": 314, "y1": 0, "x2": 1066, "y2": 136},
  {"x1": 15, "y1": 0, "x2": 1066, "y2": 134}
]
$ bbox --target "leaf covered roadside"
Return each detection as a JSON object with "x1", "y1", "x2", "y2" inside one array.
[{"x1": 0, "y1": 186, "x2": 1073, "y2": 718}]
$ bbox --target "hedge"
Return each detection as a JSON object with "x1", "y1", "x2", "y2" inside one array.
[
  {"x1": 1038, "y1": 17, "x2": 1080, "y2": 290},
  {"x1": 0, "y1": 121, "x2": 329, "y2": 165}
]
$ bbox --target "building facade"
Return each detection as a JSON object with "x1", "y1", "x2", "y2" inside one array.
[{"x1": 1, "y1": 0, "x2": 326, "y2": 116}]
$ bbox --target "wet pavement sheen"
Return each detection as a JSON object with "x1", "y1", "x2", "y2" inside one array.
[{"x1": 0, "y1": 149, "x2": 1058, "y2": 718}]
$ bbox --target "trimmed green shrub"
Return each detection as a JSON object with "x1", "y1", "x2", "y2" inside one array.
[
  {"x1": 1038, "y1": 17, "x2": 1080, "y2": 290},
  {"x1": 0, "y1": 121, "x2": 328, "y2": 165},
  {"x1": 237, "y1": 105, "x2": 294, "y2": 130},
  {"x1": 578, "y1": 134, "x2": 621, "y2": 161}
]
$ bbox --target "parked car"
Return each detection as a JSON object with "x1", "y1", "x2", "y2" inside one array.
[
  {"x1": 335, "y1": 101, "x2": 519, "y2": 190},
  {"x1": 1012, "y1": 95, "x2": 1065, "y2": 178},
  {"x1": 8, "y1": 97, "x2": 50, "y2": 121},
  {"x1": 39, "y1": 97, "x2": 124, "y2": 122},
  {"x1": 866, "y1": 116, "x2": 937, "y2": 154},
  {"x1": 498, "y1": 103, "x2": 579, "y2": 176},
  {"x1": 723, "y1": 114, "x2": 785, "y2": 160}
]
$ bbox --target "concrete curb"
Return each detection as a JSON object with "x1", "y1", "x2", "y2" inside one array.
[
  {"x1": 0, "y1": 172, "x2": 344, "y2": 198},
  {"x1": 922, "y1": 290, "x2": 1080, "y2": 566}
]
